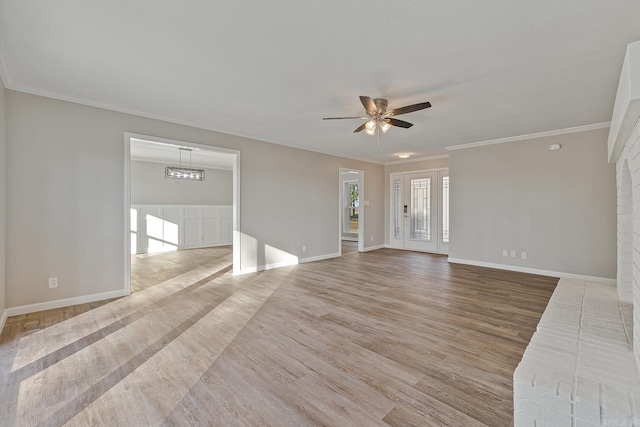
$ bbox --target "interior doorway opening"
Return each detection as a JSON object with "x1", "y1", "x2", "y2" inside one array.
[
  {"x1": 339, "y1": 168, "x2": 364, "y2": 255},
  {"x1": 124, "y1": 133, "x2": 240, "y2": 294}
]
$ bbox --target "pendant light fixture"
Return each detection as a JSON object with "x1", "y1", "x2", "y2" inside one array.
[{"x1": 165, "y1": 147, "x2": 205, "y2": 181}]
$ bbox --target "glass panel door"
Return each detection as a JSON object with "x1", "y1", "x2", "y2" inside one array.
[
  {"x1": 409, "y1": 177, "x2": 431, "y2": 241},
  {"x1": 439, "y1": 171, "x2": 449, "y2": 254},
  {"x1": 393, "y1": 179, "x2": 402, "y2": 239},
  {"x1": 403, "y1": 172, "x2": 438, "y2": 252},
  {"x1": 389, "y1": 170, "x2": 448, "y2": 253}
]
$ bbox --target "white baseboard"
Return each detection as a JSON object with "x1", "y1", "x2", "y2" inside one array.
[
  {"x1": 0, "y1": 309, "x2": 7, "y2": 333},
  {"x1": 447, "y1": 257, "x2": 617, "y2": 285},
  {"x1": 235, "y1": 252, "x2": 342, "y2": 275},
  {"x1": 362, "y1": 244, "x2": 385, "y2": 252},
  {"x1": 300, "y1": 252, "x2": 341, "y2": 264},
  {"x1": 235, "y1": 258, "x2": 301, "y2": 275},
  {"x1": 6, "y1": 289, "x2": 130, "y2": 317},
  {"x1": 180, "y1": 241, "x2": 232, "y2": 250}
]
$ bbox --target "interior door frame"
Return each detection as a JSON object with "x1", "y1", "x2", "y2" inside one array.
[
  {"x1": 124, "y1": 132, "x2": 241, "y2": 295},
  {"x1": 342, "y1": 179, "x2": 359, "y2": 239},
  {"x1": 389, "y1": 167, "x2": 449, "y2": 254},
  {"x1": 338, "y1": 168, "x2": 364, "y2": 255}
]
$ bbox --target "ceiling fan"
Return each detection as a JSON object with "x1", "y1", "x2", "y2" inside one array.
[{"x1": 323, "y1": 96, "x2": 432, "y2": 145}]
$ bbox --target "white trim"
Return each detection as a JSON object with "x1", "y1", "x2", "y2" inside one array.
[
  {"x1": 300, "y1": 252, "x2": 341, "y2": 264},
  {"x1": 236, "y1": 260, "x2": 297, "y2": 275},
  {"x1": 446, "y1": 257, "x2": 617, "y2": 284},
  {"x1": 338, "y1": 168, "x2": 364, "y2": 255},
  {"x1": 6, "y1": 83, "x2": 384, "y2": 165},
  {"x1": 235, "y1": 252, "x2": 341, "y2": 275},
  {"x1": 362, "y1": 244, "x2": 385, "y2": 252},
  {"x1": 0, "y1": 309, "x2": 8, "y2": 333},
  {"x1": 124, "y1": 133, "x2": 242, "y2": 276},
  {"x1": 6, "y1": 289, "x2": 129, "y2": 317},
  {"x1": 389, "y1": 167, "x2": 448, "y2": 176},
  {"x1": 177, "y1": 242, "x2": 233, "y2": 250},
  {"x1": 384, "y1": 154, "x2": 448, "y2": 165},
  {"x1": 445, "y1": 122, "x2": 611, "y2": 151},
  {"x1": 123, "y1": 135, "x2": 131, "y2": 295}
]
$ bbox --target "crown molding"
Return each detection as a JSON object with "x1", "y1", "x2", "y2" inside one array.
[
  {"x1": 384, "y1": 154, "x2": 449, "y2": 165},
  {"x1": 445, "y1": 122, "x2": 611, "y2": 151},
  {"x1": 4, "y1": 82, "x2": 387, "y2": 166}
]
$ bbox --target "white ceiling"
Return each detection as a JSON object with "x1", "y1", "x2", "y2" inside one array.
[
  {"x1": 130, "y1": 138, "x2": 234, "y2": 170},
  {"x1": 1, "y1": 1, "x2": 639, "y2": 164}
]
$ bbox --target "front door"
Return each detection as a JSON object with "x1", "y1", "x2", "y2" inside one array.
[{"x1": 390, "y1": 170, "x2": 449, "y2": 254}]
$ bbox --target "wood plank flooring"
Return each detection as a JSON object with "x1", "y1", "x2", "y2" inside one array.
[
  {"x1": 131, "y1": 246, "x2": 232, "y2": 293},
  {"x1": 0, "y1": 248, "x2": 557, "y2": 426}
]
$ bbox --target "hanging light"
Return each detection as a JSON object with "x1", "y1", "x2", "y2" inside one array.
[
  {"x1": 380, "y1": 121, "x2": 391, "y2": 133},
  {"x1": 165, "y1": 148, "x2": 205, "y2": 181}
]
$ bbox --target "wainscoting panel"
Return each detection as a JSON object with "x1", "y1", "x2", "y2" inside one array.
[{"x1": 132, "y1": 204, "x2": 232, "y2": 254}]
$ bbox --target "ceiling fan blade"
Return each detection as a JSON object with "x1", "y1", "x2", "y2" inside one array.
[
  {"x1": 388, "y1": 101, "x2": 431, "y2": 116},
  {"x1": 359, "y1": 96, "x2": 377, "y2": 114},
  {"x1": 353, "y1": 123, "x2": 367, "y2": 133},
  {"x1": 323, "y1": 116, "x2": 367, "y2": 120},
  {"x1": 387, "y1": 118, "x2": 414, "y2": 128}
]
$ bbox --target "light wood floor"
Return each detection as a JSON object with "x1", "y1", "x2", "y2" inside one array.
[
  {"x1": 0, "y1": 249, "x2": 557, "y2": 426},
  {"x1": 131, "y1": 246, "x2": 232, "y2": 293},
  {"x1": 341, "y1": 240, "x2": 358, "y2": 255}
]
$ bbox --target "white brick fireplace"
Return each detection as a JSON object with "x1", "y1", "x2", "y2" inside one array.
[
  {"x1": 610, "y1": 40, "x2": 640, "y2": 373},
  {"x1": 514, "y1": 40, "x2": 640, "y2": 426}
]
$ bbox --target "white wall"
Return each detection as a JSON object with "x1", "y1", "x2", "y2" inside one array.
[
  {"x1": 0, "y1": 76, "x2": 6, "y2": 325},
  {"x1": 5, "y1": 90, "x2": 385, "y2": 309},
  {"x1": 131, "y1": 160, "x2": 232, "y2": 205},
  {"x1": 383, "y1": 157, "x2": 449, "y2": 245},
  {"x1": 449, "y1": 128, "x2": 616, "y2": 280}
]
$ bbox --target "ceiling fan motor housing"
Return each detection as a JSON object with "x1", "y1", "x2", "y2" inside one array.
[{"x1": 373, "y1": 98, "x2": 388, "y2": 114}]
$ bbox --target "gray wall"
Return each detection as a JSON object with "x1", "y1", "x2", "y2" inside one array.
[
  {"x1": 384, "y1": 157, "x2": 449, "y2": 245},
  {"x1": 449, "y1": 128, "x2": 616, "y2": 279},
  {"x1": 5, "y1": 91, "x2": 385, "y2": 308},
  {"x1": 0, "y1": 77, "x2": 5, "y2": 319},
  {"x1": 131, "y1": 160, "x2": 232, "y2": 205}
]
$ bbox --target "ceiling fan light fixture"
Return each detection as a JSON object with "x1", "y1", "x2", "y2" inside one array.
[
  {"x1": 323, "y1": 96, "x2": 432, "y2": 144},
  {"x1": 365, "y1": 120, "x2": 376, "y2": 131}
]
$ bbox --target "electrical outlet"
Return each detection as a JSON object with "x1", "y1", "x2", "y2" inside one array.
[
  {"x1": 502, "y1": 250, "x2": 508, "y2": 257},
  {"x1": 521, "y1": 252, "x2": 527, "y2": 260},
  {"x1": 510, "y1": 250, "x2": 516, "y2": 258},
  {"x1": 302, "y1": 245, "x2": 307, "y2": 253},
  {"x1": 370, "y1": 236, "x2": 374, "y2": 242},
  {"x1": 48, "y1": 277, "x2": 58, "y2": 288}
]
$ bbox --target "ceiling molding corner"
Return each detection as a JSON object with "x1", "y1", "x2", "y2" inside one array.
[{"x1": 445, "y1": 122, "x2": 611, "y2": 151}]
